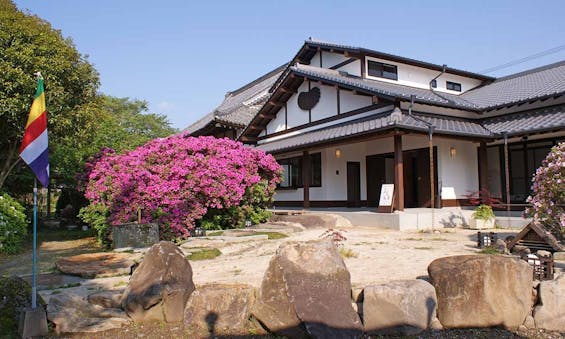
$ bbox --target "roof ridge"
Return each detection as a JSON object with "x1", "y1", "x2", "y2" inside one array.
[
  {"x1": 228, "y1": 63, "x2": 288, "y2": 97},
  {"x1": 494, "y1": 59, "x2": 565, "y2": 82}
]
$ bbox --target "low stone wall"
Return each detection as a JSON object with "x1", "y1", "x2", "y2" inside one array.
[
  {"x1": 47, "y1": 240, "x2": 565, "y2": 336},
  {"x1": 111, "y1": 223, "x2": 159, "y2": 249}
]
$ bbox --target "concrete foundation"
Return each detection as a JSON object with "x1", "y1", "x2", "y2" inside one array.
[{"x1": 273, "y1": 207, "x2": 531, "y2": 230}]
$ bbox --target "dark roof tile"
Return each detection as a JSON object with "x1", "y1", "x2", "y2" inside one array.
[
  {"x1": 461, "y1": 61, "x2": 565, "y2": 109},
  {"x1": 482, "y1": 104, "x2": 565, "y2": 136}
]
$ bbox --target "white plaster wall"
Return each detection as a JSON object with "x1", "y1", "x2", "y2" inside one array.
[
  {"x1": 339, "y1": 89, "x2": 372, "y2": 113},
  {"x1": 310, "y1": 51, "x2": 321, "y2": 68},
  {"x1": 337, "y1": 59, "x2": 362, "y2": 77},
  {"x1": 258, "y1": 105, "x2": 393, "y2": 145},
  {"x1": 436, "y1": 138, "x2": 479, "y2": 199},
  {"x1": 364, "y1": 56, "x2": 483, "y2": 94},
  {"x1": 321, "y1": 51, "x2": 348, "y2": 68},
  {"x1": 274, "y1": 188, "x2": 303, "y2": 201},
  {"x1": 284, "y1": 81, "x2": 374, "y2": 129},
  {"x1": 311, "y1": 84, "x2": 337, "y2": 121},
  {"x1": 286, "y1": 81, "x2": 310, "y2": 128},
  {"x1": 266, "y1": 105, "x2": 286, "y2": 133},
  {"x1": 273, "y1": 135, "x2": 480, "y2": 203}
]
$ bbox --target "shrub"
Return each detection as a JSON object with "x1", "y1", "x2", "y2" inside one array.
[
  {"x1": 0, "y1": 193, "x2": 28, "y2": 254},
  {"x1": 79, "y1": 135, "x2": 282, "y2": 240},
  {"x1": 464, "y1": 188, "x2": 501, "y2": 207},
  {"x1": 472, "y1": 204, "x2": 495, "y2": 221},
  {"x1": 78, "y1": 203, "x2": 110, "y2": 247},
  {"x1": 526, "y1": 142, "x2": 565, "y2": 241}
]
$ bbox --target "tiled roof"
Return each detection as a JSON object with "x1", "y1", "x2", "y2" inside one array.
[
  {"x1": 461, "y1": 61, "x2": 565, "y2": 109},
  {"x1": 482, "y1": 104, "x2": 565, "y2": 136},
  {"x1": 304, "y1": 39, "x2": 493, "y2": 81},
  {"x1": 256, "y1": 104, "x2": 565, "y2": 153},
  {"x1": 257, "y1": 109, "x2": 493, "y2": 153},
  {"x1": 292, "y1": 64, "x2": 482, "y2": 110},
  {"x1": 184, "y1": 64, "x2": 286, "y2": 134}
]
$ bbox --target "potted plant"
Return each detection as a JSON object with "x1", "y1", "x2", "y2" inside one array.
[{"x1": 470, "y1": 204, "x2": 496, "y2": 229}]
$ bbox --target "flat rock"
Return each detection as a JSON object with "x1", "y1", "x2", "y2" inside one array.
[
  {"x1": 21, "y1": 273, "x2": 84, "y2": 291},
  {"x1": 363, "y1": 279, "x2": 437, "y2": 335},
  {"x1": 122, "y1": 241, "x2": 195, "y2": 323},
  {"x1": 252, "y1": 239, "x2": 363, "y2": 338},
  {"x1": 271, "y1": 213, "x2": 352, "y2": 229},
  {"x1": 87, "y1": 290, "x2": 124, "y2": 309},
  {"x1": 183, "y1": 284, "x2": 262, "y2": 337},
  {"x1": 428, "y1": 255, "x2": 533, "y2": 329},
  {"x1": 55, "y1": 252, "x2": 138, "y2": 278},
  {"x1": 47, "y1": 294, "x2": 129, "y2": 333},
  {"x1": 533, "y1": 273, "x2": 565, "y2": 331}
]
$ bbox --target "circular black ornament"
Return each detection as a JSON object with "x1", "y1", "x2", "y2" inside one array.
[{"x1": 297, "y1": 87, "x2": 321, "y2": 110}]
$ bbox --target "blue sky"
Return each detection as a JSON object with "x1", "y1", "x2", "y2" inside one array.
[{"x1": 13, "y1": 0, "x2": 565, "y2": 130}]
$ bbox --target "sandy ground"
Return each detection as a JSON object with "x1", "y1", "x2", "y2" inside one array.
[
  {"x1": 33, "y1": 225, "x2": 529, "y2": 304},
  {"x1": 185, "y1": 227, "x2": 517, "y2": 289}
]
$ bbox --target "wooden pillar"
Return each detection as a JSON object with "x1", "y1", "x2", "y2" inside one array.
[
  {"x1": 394, "y1": 134, "x2": 404, "y2": 211},
  {"x1": 478, "y1": 141, "x2": 488, "y2": 194},
  {"x1": 302, "y1": 151, "x2": 310, "y2": 209}
]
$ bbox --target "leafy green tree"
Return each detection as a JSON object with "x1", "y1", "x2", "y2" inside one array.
[
  {"x1": 51, "y1": 95, "x2": 177, "y2": 185},
  {"x1": 0, "y1": 0, "x2": 99, "y2": 189}
]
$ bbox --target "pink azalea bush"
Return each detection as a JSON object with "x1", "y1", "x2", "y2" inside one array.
[
  {"x1": 526, "y1": 142, "x2": 565, "y2": 241},
  {"x1": 79, "y1": 134, "x2": 281, "y2": 241}
]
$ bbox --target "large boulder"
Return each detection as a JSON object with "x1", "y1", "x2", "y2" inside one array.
[
  {"x1": 121, "y1": 241, "x2": 195, "y2": 323},
  {"x1": 183, "y1": 284, "x2": 262, "y2": 337},
  {"x1": 428, "y1": 255, "x2": 533, "y2": 329},
  {"x1": 533, "y1": 274, "x2": 565, "y2": 331},
  {"x1": 252, "y1": 239, "x2": 363, "y2": 338},
  {"x1": 363, "y1": 279, "x2": 437, "y2": 335},
  {"x1": 0, "y1": 276, "x2": 46, "y2": 336},
  {"x1": 47, "y1": 294, "x2": 129, "y2": 333}
]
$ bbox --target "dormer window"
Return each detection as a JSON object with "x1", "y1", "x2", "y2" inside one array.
[
  {"x1": 446, "y1": 81, "x2": 462, "y2": 92},
  {"x1": 367, "y1": 60, "x2": 398, "y2": 80}
]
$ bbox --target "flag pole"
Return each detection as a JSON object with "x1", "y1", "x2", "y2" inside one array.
[{"x1": 32, "y1": 178, "x2": 37, "y2": 309}]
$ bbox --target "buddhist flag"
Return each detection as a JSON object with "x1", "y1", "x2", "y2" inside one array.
[{"x1": 19, "y1": 74, "x2": 49, "y2": 188}]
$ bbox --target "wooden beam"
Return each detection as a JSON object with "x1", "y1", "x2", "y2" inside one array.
[
  {"x1": 303, "y1": 150, "x2": 311, "y2": 209},
  {"x1": 239, "y1": 136, "x2": 257, "y2": 143},
  {"x1": 268, "y1": 101, "x2": 283, "y2": 107},
  {"x1": 279, "y1": 87, "x2": 297, "y2": 94},
  {"x1": 394, "y1": 134, "x2": 404, "y2": 211},
  {"x1": 257, "y1": 113, "x2": 276, "y2": 119},
  {"x1": 478, "y1": 141, "x2": 488, "y2": 193}
]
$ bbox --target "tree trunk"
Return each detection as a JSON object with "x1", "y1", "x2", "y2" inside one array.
[{"x1": 0, "y1": 141, "x2": 21, "y2": 190}]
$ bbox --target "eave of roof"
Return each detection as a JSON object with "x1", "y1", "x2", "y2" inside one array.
[
  {"x1": 254, "y1": 104, "x2": 565, "y2": 154},
  {"x1": 256, "y1": 109, "x2": 495, "y2": 154}
]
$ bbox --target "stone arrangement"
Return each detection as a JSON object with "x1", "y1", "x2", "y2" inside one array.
[{"x1": 40, "y1": 240, "x2": 565, "y2": 336}]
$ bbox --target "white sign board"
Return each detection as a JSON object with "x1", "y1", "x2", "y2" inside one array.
[{"x1": 379, "y1": 184, "x2": 394, "y2": 206}]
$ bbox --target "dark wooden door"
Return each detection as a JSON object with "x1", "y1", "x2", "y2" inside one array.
[
  {"x1": 347, "y1": 162, "x2": 361, "y2": 207},
  {"x1": 366, "y1": 154, "x2": 391, "y2": 207},
  {"x1": 403, "y1": 148, "x2": 437, "y2": 208}
]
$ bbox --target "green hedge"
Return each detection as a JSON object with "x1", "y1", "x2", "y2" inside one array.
[{"x1": 0, "y1": 193, "x2": 28, "y2": 254}]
